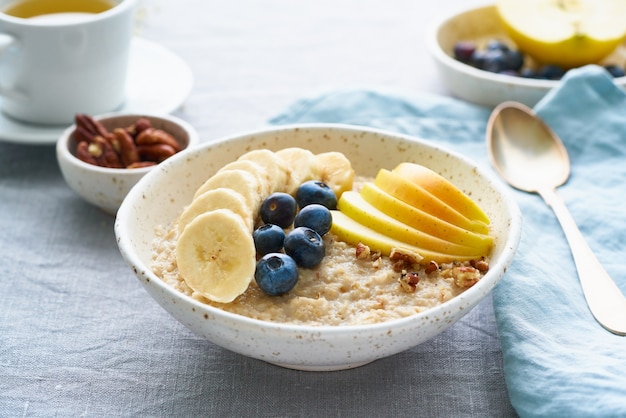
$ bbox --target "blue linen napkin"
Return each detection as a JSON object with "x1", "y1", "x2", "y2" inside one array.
[{"x1": 269, "y1": 65, "x2": 626, "y2": 417}]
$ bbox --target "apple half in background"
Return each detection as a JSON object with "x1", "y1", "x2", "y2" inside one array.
[{"x1": 496, "y1": 0, "x2": 626, "y2": 68}]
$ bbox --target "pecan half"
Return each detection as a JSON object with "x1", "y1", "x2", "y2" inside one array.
[
  {"x1": 76, "y1": 141, "x2": 98, "y2": 165},
  {"x1": 137, "y1": 143, "x2": 177, "y2": 162},
  {"x1": 93, "y1": 135, "x2": 123, "y2": 168},
  {"x1": 136, "y1": 128, "x2": 181, "y2": 151},
  {"x1": 113, "y1": 128, "x2": 140, "y2": 167},
  {"x1": 132, "y1": 118, "x2": 152, "y2": 135},
  {"x1": 75, "y1": 113, "x2": 109, "y2": 138}
]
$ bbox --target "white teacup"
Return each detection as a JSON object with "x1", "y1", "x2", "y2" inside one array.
[{"x1": 0, "y1": 0, "x2": 137, "y2": 125}]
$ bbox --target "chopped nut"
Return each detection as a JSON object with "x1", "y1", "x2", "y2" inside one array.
[
  {"x1": 390, "y1": 247, "x2": 423, "y2": 272},
  {"x1": 399, "y1": 271, "x2": 420, "y2": 293},
  {"x1": 424, "y1": 260, "x2": 439, "y2": 274},
  {"x1": 372, "y1": 257, "x2": 382, "y2": 269},
  {"x1": 450, "y1": 266, "x2": 481, "y2": 288},
  {"x1": 390, "y1": 247, "x2": 423, "y2": 264},
  {"x1": 470, "y1": 258, "x2": 490, "y2": 273},
  {"x1": 355, "y1": 242, "x2": 370, "y2": 260}
]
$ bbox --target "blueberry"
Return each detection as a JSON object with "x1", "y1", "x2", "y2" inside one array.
[
  {"x1": 295, "y1": 180, "x2": 337, "y2": 210},
  {"x1": 283, "y1": 227, "x2": 325, "y2": 268},
  {"x1": 482, "y1": 50, "x2": 508, "y2": 73},
  {"x1": 470, "y1": 49, "x2": 488, "y2": 69},
  {"x1": 605, "y1": 65, "x2": 625, "y2": 78},
  {"x1": 519, "y1": 68, "x2": 539, "y2": 78},
  {"x1": 453, "y1": 41, "x2": 476, "y2": 62},
  {"x1": 485, "y1": 39, "x2": 509, "y2": 53},
  {"x1": 538, "y1": 64, "x2": 565, "y2": 80},
  {"x1": 255, "y1": 253, "x2": 299, "y2": 296},
  {"x1": 294, "y1": 204, "x2": 332, "y2": 236},
  {"x1": 503, "y1": 50, "x2": 524, "y2": 71},
  {"x1": 253, "y1": 224, "x2": 285, "y2": 255},
  {"x1": 260, "y1": 192, "x2": 297, "y2": 228}
]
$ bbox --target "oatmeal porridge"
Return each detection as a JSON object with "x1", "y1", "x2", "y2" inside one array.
[
  {"x1": 152, "y1": 195, "x2": 489, "y2": 326},
  {"x1": 152, "y1": 225, "x2": 487, "y2": 326}
]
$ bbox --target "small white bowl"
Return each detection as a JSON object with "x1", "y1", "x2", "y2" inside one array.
[
  {"x1": 56, "y1": 112, "x2": 198, "y2": 215},
  {"x1": 428, "y1": 4, "x2": 626, "y2": 107},
  {"x1": 115, "y1": 124, "x2": 522, "y2": 371}
]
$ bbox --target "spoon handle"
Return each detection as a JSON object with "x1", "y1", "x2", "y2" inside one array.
[{"x1": 539, "y1": 187, "x2": 626, "y2": 336}]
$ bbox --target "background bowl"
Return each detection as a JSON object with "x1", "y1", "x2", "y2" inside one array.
[
  {"x1": 115, "y1": 124, "x2": 522, "y2": 371},
  {"x1": 56, "y1": 112, "x2": 198, "y2": 215},
  {"x1": 428, "y1": 4, "x2": 626, "y2": 107}
]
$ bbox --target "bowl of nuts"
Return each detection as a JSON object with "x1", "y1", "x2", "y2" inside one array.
[
  {"x1": 428, "y1": 4, "x2": 626, "y2": 107},
  {"x1": 56, "y1": 112, "x2": 198, "y2": 215}
]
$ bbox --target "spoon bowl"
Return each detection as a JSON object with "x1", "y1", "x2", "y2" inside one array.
[
  {"x1": 487, "y1": 101, "x2": 626, "y2": 336},
  {"x1": 487, "y1": 102, "x2": 570, "y2": 193}
]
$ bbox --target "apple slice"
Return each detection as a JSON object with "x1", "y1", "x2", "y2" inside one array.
[
  {"x1": 338, "y1": 191, "x2": 488, "y2": 256},
  {"x1": 359, "y1": 182, "x2": 493, "y2": 250},
  {"x1": 392, "y1": 163, "x2": 490, "y2": 225},
  {"x1": 330, "y1": 211, "x2": 481, "y2": 264},
  {"x1": 374, "y1": 169, "x2": 489, "y2": 234}
]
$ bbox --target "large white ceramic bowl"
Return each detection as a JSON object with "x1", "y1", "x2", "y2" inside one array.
[
  {"x1": 428, "y1": 4, "x2": 626, "y2": 107},
  {"x1": 115, "y1": 124, "x2": 522, "y2": 371},
  {"x1": 57, "y1": 112, "x2": 198, "y2": 215}
]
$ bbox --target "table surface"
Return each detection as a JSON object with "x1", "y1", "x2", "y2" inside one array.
[{"x1": 0, "y1": 1, "x2": 519, "y2": 416}]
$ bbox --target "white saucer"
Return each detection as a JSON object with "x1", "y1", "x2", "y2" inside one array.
[{"x1": 0, "y1": 37, "x2": 193, "y2": 145}]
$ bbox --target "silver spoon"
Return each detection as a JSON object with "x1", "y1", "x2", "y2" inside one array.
[{"x1": 487, "y1": 101, "x2": 626, "y2": 336}]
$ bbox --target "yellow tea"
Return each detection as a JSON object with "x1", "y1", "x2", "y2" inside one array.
[{"x1": 2, "y1": 0, "x2": 116, "y2": 19}]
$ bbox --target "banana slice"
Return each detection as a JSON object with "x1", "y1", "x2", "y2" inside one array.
[
  {"x1": 176, "y1": 209, "x2": 256, "y2": 303},
  {"x1": 275, "y1": 147, "x2": 317, "y2": 194},
  {"x1": 237, "y1": 149, "x2": 292, "y2": 195},
  {"x1": 193, "y1": 169, "x2": 264, "y2": 215},
  {"x1": 217, "y1": 159, "x2": 274, "y2": 198},
  {"x1": 178, "y1": 188, "x2": 253, "y2": 235},
  {"x1": 313, "y1": 151, "x2": 355, "y2": 198}
]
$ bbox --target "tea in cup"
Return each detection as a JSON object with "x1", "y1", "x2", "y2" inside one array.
[{"x1": 0, "y1": 0, "x2": 137, "y2": 125}]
